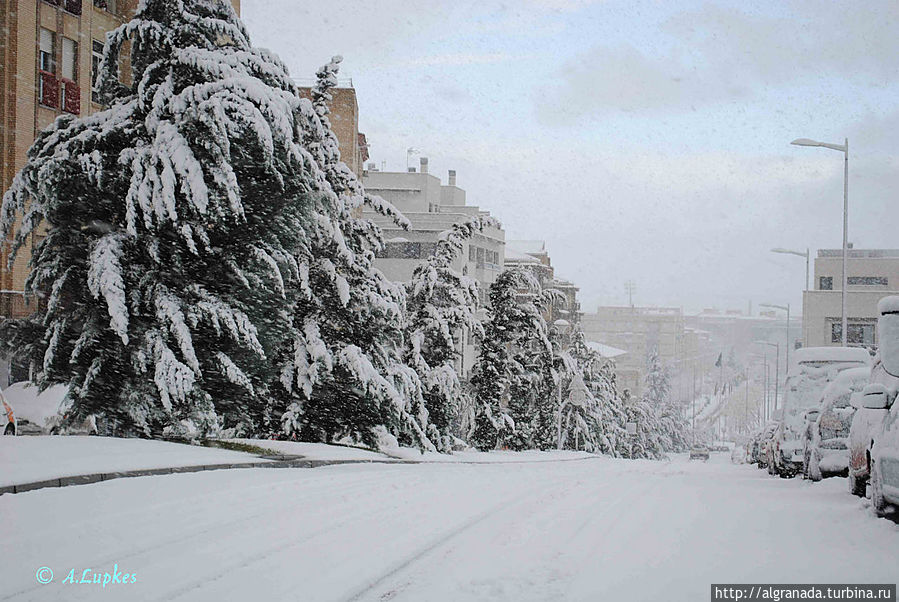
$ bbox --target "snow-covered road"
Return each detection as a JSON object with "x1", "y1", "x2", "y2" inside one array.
[{"x1": 2, "y1": 453, "x2": 897, "y2": 601}]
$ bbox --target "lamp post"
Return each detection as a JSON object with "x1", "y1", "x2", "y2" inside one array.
[
  {"x1": 771, "y1": 248, "x2": 809, "y2": 345},
  {"x1": 791, "y1": 137, "x2": 849, "y2": 345},
  {"x1": 760, "y1": 303, "x2": 791, "y2": 375},
  {"x1": 754, "y1": 341, "x2": 780, "y2": 413},
  {"x1": 771, "y1": 247, "x2": 809, "y2": 293}
]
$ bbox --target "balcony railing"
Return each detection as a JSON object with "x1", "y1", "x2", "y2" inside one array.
[
  {"x1": 39, "y1": 71, "x2": 59, "y2": 108},
  {"x1": 60, "y1": 79, "x2": 80, "y2": 114}
]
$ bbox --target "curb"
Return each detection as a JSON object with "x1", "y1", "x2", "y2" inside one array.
[{"x1": 0, "y1": 457, "x2": 414, "y2": 496}]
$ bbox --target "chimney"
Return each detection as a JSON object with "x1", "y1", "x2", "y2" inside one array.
[
  {"x1": 448, "y1": 170, "x2": 456, "y2": 186},
  {"x1": 419, "y1": 157, "x2": 429, "y2": 174}
]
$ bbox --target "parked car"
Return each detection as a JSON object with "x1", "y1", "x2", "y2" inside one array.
[
  {"x1": 0, "y1": 382, "x2": 96, "y2": 435},
  {"x1": 757, "y1": 421, "x2": 779, "y2": 469},
  {"x1": 770, "y1": 347, "x2": 871, "y2": 478},
  {"x1": 690, "y1": 445, "x2": 710, "y2": 461},
  {"x1": 745, "y1": 429, "x2": 763, "y2": 464},
  {"x1": 805, "y1": 366, "x2": 870, "y2": 481},
  {"x1": 868, "y1": 297, "x2": 899, "y2": 516},
  {"x1": 730, "y1": 445, "x2": 747, "y2": 464}
]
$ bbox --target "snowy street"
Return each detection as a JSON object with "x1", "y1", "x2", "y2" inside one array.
[{"x1": 3, "y1": 453, "x2": 896, "y2": 602}]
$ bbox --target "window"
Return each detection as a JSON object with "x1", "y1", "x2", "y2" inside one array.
[
  {"x1": 40, "y1": 29, "x2": 56, "y2": 74},
  {"x1": 819, "y1": 276, "x2": 833, "y2": 290},
  {"x1": 39, "y1": 29, "x2": 59, "y2": 108},
  {"x1": 469, "y1": 245, "x2": 476, "y2": 261},
  {"x1": 92, "y1": 40, "x2": 104, "y2": 103},
  {"x1": 61, "y1": 37, "x2": 77, "y2": 81},
  {"x1": 93, "y1": 0, "x2": 116, "y2": 12},
  {"x1": 830, "y1": 320, "x2": 876, "y2": 346},
  {"x1": 60, "y1": 37, "x2": 80, "y2": 114},
  {"x1": 63, "y1": 0, "x2": 82, "y2": 15},
  {"x1": 848, "y1": 276, "x2": 888, "y2": 286}
]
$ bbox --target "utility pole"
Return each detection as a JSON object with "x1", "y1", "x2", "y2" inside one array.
[{"x1": 624, "y1": 280, "x2": 636, "y2": 307}]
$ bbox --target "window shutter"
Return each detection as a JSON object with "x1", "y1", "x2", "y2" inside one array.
[{"x1": 62, "y1": 38, "x2": 77, "y2": 81}]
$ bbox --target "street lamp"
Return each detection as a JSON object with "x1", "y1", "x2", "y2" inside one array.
[
  {"x1": 771, "y1": 248, "x2": 809, "y2": 347},
  {"x1": 754, "y1": 341, "x2": 780, "y2": 414},
  {"x1": 771, "y1": 248, "x2": 809, "y2": 293},
  {"x1": 760, "y1": 303, "x2": 791, "y2": 375},
  {"x1": 791, "y1": 137, "x2": 849, "y2": 346}
]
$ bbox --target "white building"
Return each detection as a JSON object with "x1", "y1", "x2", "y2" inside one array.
[
  {"x1": 362, "y1": 158, "x2": 505, "y2": 375},
  {"x1": 803, "y1": 248, "x2": 899, "y2": 350}
]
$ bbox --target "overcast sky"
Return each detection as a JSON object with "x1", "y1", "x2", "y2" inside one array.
[{"x1": 242, "y1": 0, "x2": 898, "y2": 315}]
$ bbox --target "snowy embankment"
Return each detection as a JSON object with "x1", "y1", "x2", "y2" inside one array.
[
  {"x1": 0, "y1": 436, "x2": 600, "y2": 489},
  {"x1": 2, "y1": 453, "x2": 897, "y2": 601},
  {"x1": 232, "y1": 438, "x2": 597, "y2": 463},
  {"x1": 0, "y1": 437, "x2": 269, "y2": 487}
]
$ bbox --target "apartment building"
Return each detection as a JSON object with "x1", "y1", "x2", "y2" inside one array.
[
  {"x1": 580, "y1": 306, "x2": 688, "y2": 399},
  {"x1": 0, "y1": 0, "x2": 240, "y2": 319},
  {"x1": 296, "y1": 83, "x2": 367, "y2": 178},
  {"x1": 362, "y1": 159, "x2": 505, "y2": 376},
  {"x1": 504, "y1": 240, "x2": 581, "y2": 327},
  {"x1": 803, "y1": 248, "x2": 899, "y2": 349}
]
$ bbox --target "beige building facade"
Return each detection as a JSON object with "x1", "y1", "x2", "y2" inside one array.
[
  {"x1": 580, "y1": 306, "x2": 688, "y2": 399},
  {"x1": 362, "y1": 160, "x2": 505, "y2": 376},
  {"x1": 803, "y1": 248, "x2": 899, "y2": 350},
  {"x1": 0, "y1": 0, "x2": 240, "y2": 319}
]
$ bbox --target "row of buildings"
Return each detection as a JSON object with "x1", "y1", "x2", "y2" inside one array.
[
  {"x1": 0, "y1": 0, "x2": 587, "y2": 387},
  {"x1": 3, "y1": 1, "x2": 897, "y2": 403}
]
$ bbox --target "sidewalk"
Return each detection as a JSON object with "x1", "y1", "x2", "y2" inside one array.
[{"x1": 0, "y1": 436, "x2": 600, "y2": 496}]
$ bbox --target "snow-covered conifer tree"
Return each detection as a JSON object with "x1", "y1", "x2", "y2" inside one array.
[
  {"x1": 275, "y1": 57, "x2": 433, "y2": 451},
  {"x1": 1, "y1": 0, "x2": 311, "y2": 435},
  {"x1": 403, "y1": 216, "x2": 498, "y2": 450}
]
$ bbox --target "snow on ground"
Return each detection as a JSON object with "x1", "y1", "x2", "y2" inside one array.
[
  {"x1": 0, "y1": 437, "x2": 268, "y2": 487},
  {"x1": 235, "y1": 438, "x2": 597, "y2": 463},
  {"x1": 2, "y1": 452, "x2": 897, "y2": 601},
  {"x1": 231, "y1": 439, "x2": 395, "y2": 461}
]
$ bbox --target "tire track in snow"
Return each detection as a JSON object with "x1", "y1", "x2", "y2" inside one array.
[
  {"x1": 341, "y1": 472, "x2": 577, "y2": 602},
  {"x1": 1, "y1": 466, "x2": 424, "y2": 602}
]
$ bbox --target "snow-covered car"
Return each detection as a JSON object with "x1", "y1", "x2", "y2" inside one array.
[
  {"x1": 0, "y1": 382, "x2": 96, "y2": 435},
  {"x1": 868, "y1": 297, "x2": 899, "y2": 516},
  {"x1": 805, "y1": 366, "x2": 870, "y2": 481},
  {"x1": 757, "y1": 421, "x2": 779, "y2": 469},
  {"x1": 689, "y1": 446, "x2": 710, "y2": 461},
  {"x1": 771, "y1": 347, "x2": 871, "y2": 478}
]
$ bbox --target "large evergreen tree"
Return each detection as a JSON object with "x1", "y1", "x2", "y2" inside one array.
[
  {"x1": 275, "y1": 57, "x2": 434, "y2": 451},
  {"x1": 0, "y1": 0, "x2": 309, "y2": 436},
  {"x1": 403, "y1": 216, "x2": 497, "y2": 450}
]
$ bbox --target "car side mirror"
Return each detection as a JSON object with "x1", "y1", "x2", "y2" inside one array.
[{"x1": 862, "y1": 383, "x2": 890, "y2": 410}]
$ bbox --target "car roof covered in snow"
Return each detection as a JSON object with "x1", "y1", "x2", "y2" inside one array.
[
  {"x1": 788, "y1": 346, "x2": 871, "y2": 375},
  {"x1": 820, "y1": 366, "x2": 871, "y2": 408},
  {"x1": 878, "y1": 296, "x2": 899, "y2": 315}
]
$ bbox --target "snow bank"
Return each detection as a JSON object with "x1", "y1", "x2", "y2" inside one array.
[
  {"x1": 230, "y1": 439, "x2": 393, "y2": 461},
  {"x1": 233, "y1": 438, "x2": 599, "y2": 464},
  {"x1": 0, "y1": 436, "x2": 268, "y2": 487}
]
